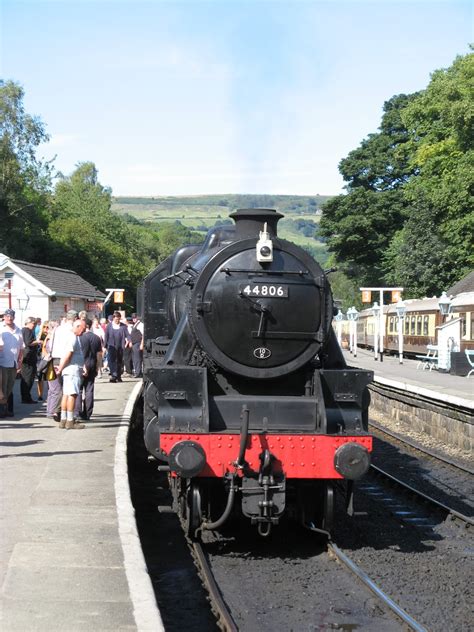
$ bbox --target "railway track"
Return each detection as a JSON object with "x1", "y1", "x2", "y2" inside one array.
[
  {"x1": 130, "y1": 400, "x2": 471, "y2": 631},
  {"x1": 190, "y1": 540, "x2": 238, "y2": 632},
  {"x1": 369, "y1": 462, "x2": 473, "y2": 527},
  {"x1": 368, "y1": 418, "x2": 473, "y2": 525},
  {"x1": 370, "y1": 419, "x2": 474, "y2": 475},
  {"x1": 194, "y1": 525, "x2": 413, "y2": 631},
  {"x1": 327, "y1": 542, "x2": 427, "y2": 632}
]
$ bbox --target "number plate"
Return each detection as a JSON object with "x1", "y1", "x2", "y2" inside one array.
[{"x1": 240, "y1": 284, "x2": 289, "y2": 298}]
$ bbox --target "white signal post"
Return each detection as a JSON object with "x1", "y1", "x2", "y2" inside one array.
[
  {"x1": 360, "y1": 287, "x2": 403, "y2": 362},
  {"x1": 334, "y1": 309, "x2": 344, "y2": 346},
  {"x1": 103, "y1": 288, "x2": 125, "y2": 317}
]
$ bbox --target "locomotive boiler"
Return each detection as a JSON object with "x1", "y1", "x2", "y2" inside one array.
[{"x1": 139, "y1": 209, "x2": 373, "y2": 537}]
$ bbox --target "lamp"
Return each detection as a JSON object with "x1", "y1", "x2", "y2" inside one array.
[
  {"x1": 16, "y1": 289, "x2": 30, "y2": 325},
  {"x1": 395, "y1": 299, "x2": 406, "y2": 364},
  {"x1": 16, "y1": 289, "x2": 30, "y2": 311},
  {"x1": 438, "y1": 291, "x2": 452, "y2": 317}
]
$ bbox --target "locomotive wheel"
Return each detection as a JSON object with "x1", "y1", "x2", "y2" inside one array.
[
  {"x1": 183, "y1": 482, "x2": 202, "y2": 540},
  {"x1": 319, "y1": 482, "x2": 334, "y2": 534},
  {"x1": 298, "y1": 481, "x2": 335, "y2": 535}
]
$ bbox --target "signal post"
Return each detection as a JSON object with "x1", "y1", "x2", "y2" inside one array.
[{"x1": 360, "y1": 287, "x2": 403, "y2": 362}]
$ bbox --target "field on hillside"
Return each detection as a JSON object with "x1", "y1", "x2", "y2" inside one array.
[{"x1": 112, "y1": 194, "x2": 331, "y2": 265}]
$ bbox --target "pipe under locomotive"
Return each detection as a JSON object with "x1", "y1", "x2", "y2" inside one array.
[{"x1": 139, "y1": 209, "x2": 373, "y2": 537}]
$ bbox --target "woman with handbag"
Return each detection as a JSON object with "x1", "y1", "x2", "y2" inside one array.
[
  {"x1": 36, "y1": 321, "x2": 50, "y2": 401},
  {"x1": 41, "y1": 320, "x2": 59, "y2": 418}
]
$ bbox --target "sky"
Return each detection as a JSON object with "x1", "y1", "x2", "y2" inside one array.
[{"x1": 1, "y1": 0, "x2": 472, "y2": 197}]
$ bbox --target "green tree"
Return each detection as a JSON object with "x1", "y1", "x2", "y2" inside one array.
[
  {"x1": 321, "y1": 51, "x2": 473, "y2": 299},
  {"x1": 0, "y1": 80, "x2": 53, "y2": 258},
  {"x1": 390, "y1": 52, "x2": 474, "y2": 286},
  {"x1": 48, "y1": 163, "x2": 203, "y2": 309},
  {"x1": 320, "y1": 94, "x2": 416, "y2": 285}
]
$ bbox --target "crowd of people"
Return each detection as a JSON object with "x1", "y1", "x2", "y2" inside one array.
[{"x1": 0, "y1": 309, "x2": 144, "y2": 427}]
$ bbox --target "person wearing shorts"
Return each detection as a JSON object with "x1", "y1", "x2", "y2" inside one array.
[{"x1": 56, "y1": 319, "x2": 87, "y2": 429}]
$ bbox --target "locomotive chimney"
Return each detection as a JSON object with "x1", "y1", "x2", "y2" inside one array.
[{"x1": 229, "y1": 208, "x2": 283, "y2": 239}]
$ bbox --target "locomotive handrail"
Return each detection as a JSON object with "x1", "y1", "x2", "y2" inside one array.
[{"x1": 220, "y1": 267, "x2": 310, "y2": 275}]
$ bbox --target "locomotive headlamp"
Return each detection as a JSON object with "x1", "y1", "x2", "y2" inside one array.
[
  {"x1": 334, "y1": 442, "x2": 370, "y2": 480},
  {"x1": 168, "y1": 440, "x2": 207, "y2": 478},
  {"x1": 256, "y1": 222, "x2": 273, "y2": 263}
]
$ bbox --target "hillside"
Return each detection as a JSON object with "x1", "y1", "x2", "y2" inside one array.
[{"x1": 112, "y1": 194, "x2": 332, "y2": 264}]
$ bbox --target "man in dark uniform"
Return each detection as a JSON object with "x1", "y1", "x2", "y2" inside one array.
[
  {"x1": 104, "y1": 311, "x2": 130, "y2": 382},
  {"x1": 21, "y1": 316, "x2": 42, "y2": 403},
  {"x1": 131, "y1": 313, "x2": 144, "y2": 378},
  {"x1": 123, "y1": 316, "x2": 134, "y2": 375},
  {"x1": 74, "y1": 318, "x2": 103, "y2": 420}
]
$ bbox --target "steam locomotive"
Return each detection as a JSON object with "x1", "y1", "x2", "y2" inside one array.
[{"x1": 139, "y1": 209, "x2": 373, "y2": 537}]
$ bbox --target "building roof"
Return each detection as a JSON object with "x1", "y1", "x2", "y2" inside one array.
[
  {"x1": 10, "y1": 258, "x2": 105, "y2": 300},
  {"x1": 447, "y1": 270, "x2": 474, "y2": 297}
]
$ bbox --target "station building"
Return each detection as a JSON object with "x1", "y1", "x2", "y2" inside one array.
[{"x1": 0, "y1": 253, "x2": 106, "y2": 324}]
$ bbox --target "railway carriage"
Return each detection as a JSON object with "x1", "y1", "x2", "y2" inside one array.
[{"x1": 349, "y1": 295, "x2": 474, "y2": 357}]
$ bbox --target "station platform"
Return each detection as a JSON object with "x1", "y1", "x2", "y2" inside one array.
[
  {"x1": 343, "y1": 347, "x2": 474, "y2": 409},
  {"x1": 0, "y1": 377, "x2": 163, "y2": 632}
]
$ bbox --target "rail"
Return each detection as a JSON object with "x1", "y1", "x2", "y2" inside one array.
[
  {"x1": 370, "y1": 463, "x2": 473, "y2": 526},
  {"x1": 191, "y1": 540, "x2": 239, "y2": 632},
  {"x1": 328, "y1": 542, "x2": 427, "y2": 631}
]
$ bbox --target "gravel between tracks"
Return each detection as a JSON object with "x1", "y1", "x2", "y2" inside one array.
[
  {"x1": 202, "y1": 524, "x2": 403, "y2": 631},
  {"x1": 333, "y1": 480, "x2": 474, "y2": 631}
]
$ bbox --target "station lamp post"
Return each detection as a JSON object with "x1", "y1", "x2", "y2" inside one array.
[
  {"x1": 372, "y1": 301, "x2": 380, "y2": 361},
  {"x1": 395, "y1": 299, "x2": 406, "y2": 364},
  {"x1": 334, "y1": 309, "x2": 344, "y2": 347},
  {"x1": 347, "y1": 306, "x2": 359, "y2": 357}
]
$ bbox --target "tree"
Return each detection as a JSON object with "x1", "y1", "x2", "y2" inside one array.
[
  {"x1": 383, "y1": 52, "x2": 474, "y2": 291},
  {"x1": 319, "y1": 94, "x2": 416, "y2": 285},
  {"x1": 0, "y1": 80, "x2": 53, "y2": 258},
  {"x1": 321, "y1": 51, "x2": 473, "y2": 298}
]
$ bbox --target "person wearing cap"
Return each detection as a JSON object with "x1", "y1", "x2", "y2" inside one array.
[
  {"x1": 0, "y1": 309, "x2": 24, "y2": 418},
  {"x1": 20, "y1": 316, "x2": 43, "y2": 404},
  {"x1": 131, "y1": 313, "x2": 144, "y2": 378},
  {"x1": 46, "y1": 309, "x2": 79, "y2": 421}
]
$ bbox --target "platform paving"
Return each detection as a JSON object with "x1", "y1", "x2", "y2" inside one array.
[
  {"x1": 0, "y1": 376, "x2": 163, "y2": 631},
  {"x1": 344, "y1": 347, "x2": 474, "y2": 408}
]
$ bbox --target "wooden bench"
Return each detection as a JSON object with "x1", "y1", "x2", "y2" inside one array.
[
  {"x1": 466, "y1": 349, "x2": 474, "y2": 378},
  {"x1": 416, "y1": 345, "x2": 438, "y2": 371}
]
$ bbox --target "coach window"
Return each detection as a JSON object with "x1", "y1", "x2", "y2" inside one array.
[
  {"x1": 410, "y1": 316, "x2": 416, "y2": 335},
  {"x1": 423, "y1": 315, "x2": 429, "y2": 336},
  {"x1": 460, "y1": 312, "x2": 466, "y2": 337},
  {"x1": 471, "y1": 312, "x2": 474, "y2": 340},
  {"x1": 404, "y1": 318, "x2": 410, "y2": 335},
  {"x1": 416, "y1": 315, "x2": 422, "y2": 335},
  {"x1": 389, "y1": 317, "x2": 394, "y2": 333}
]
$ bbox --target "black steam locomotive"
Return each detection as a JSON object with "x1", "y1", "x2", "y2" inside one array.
[{"x1": 139, "y1": 209, "x2": 373, "y2": 537}]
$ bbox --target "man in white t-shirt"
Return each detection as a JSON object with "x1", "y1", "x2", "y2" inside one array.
[
  {"x1": 55, "y1": 319, "x2": 87, "y2": 429},
  {"x1": 47, "y1": 309, "x2": 78, "y2": 421},
  {"x1": 0, "y1": 308, "x2": 24, "y2": 418}
]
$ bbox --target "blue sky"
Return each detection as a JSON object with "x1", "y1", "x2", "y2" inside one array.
[{"x1": 2, "y1": 0, "x2": 472, "y2": 196}]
